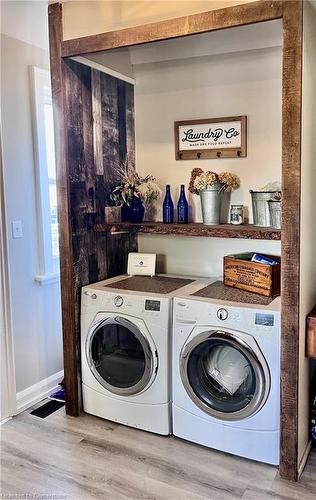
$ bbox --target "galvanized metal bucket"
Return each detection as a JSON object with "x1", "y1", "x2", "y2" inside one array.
[
  {"x1": 268, "y1": 200, "x2": 281, "y2": 229},
  {"x1": 200, "y1": 183, "x2": 224, "y2": 225},
  {"x1": 220, "y1": 191, "x2": 231, "y2": 223},
  {"x1": 250, "y1": 190, "x2": 278, "y2": 226}
]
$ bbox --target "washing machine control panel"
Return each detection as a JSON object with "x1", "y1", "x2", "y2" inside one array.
[
  {"x1": 145, "y1": 299, "x2": 161, "y2": 312},
  {"x1": 113, "y1": 295, "x2": 124, "y2": 307}
]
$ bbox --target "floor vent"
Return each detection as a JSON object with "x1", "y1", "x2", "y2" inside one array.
[{"x1": 30, "y1": 400, "x2": 65, "y2": 419}]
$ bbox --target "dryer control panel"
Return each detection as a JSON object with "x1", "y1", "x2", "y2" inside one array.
[{"x1": 174, "y1": 297, "x2": 280, "y2": 342}]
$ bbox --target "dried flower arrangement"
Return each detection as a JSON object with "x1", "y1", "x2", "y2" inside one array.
[
  {"x1": 188, "y1": 168, "x2": 240, "y2": 194},
  {"x1": 218, "y1": 171, "x2": 240, "y2": 191},
  {"x1": 111, "y1": 161, "x2": 161, "y2": 206},
  {"x1": 193, "y1": 171, "x2": 219, "y2": 193},
  {"x1": 188, "y1": 167, "x2": 204, "y2": 194}
]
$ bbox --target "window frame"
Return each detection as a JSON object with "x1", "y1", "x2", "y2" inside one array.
[{"x1": 30, "y1": 66, "x2": 60, "y2": 285}]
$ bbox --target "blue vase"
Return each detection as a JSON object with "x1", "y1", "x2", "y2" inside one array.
[
  {"x1": 121, "y1": 197, "x2": 145, "y2": 223},
  {"x1": 177, "y1": 184, "x2": 189, "y2": 224},
  {"x1": 163, "y1": 185, "x2": 174, "y2": 223}
]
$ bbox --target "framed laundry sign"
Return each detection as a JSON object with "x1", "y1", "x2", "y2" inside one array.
[{"x1": 174, "y1": 115, "x2": 247, "y2": 160}]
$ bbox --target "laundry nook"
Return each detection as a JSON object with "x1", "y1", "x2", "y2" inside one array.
[
  {"x1": 49, "y1": 0, "x2": 316, "y2": 485},
  {"x1": 1, "y1": 1, "x2": 316, "y2": 497}
]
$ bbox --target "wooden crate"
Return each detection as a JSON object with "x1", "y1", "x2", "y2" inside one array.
[{"x1": 223, "y1": 253, "x2": 281, "y2": 297}]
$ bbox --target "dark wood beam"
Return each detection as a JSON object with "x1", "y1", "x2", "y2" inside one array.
[
  {"x1": 61, "y1": 1, "x2": 283, "y2": 57},
  {"x1": 48, "y1": 2, "x2": 79, "y2": 417},
  {"x1": 279, "y1": 0, "x2": 303, "y2": 481}
]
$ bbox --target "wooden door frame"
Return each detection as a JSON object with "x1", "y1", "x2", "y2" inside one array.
[{"x1": 48, "y1": 0, "x2": 303, "y2": 481}]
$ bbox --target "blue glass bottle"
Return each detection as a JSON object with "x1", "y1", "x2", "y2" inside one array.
[
  {"x1": 163, "y1": 185, "x2": 174, "y2": 223},
  {"x1": 177, "y1": 184, "x2": 189, "y2": 224}
]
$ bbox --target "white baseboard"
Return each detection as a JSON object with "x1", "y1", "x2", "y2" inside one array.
[
  {"x1": 15, "y1": 369, "x2": 64, "y2": 414},
  {"x1": 0, "y1": 416, "x2": 12, "y2": 425}
]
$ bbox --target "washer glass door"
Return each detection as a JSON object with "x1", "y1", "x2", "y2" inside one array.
[
  {"x1": 181, "y1": 331, "x2": 269, "y2": 421},
  {"x1": 87, "y1": 316, "x2": 154, "y2": 396}
]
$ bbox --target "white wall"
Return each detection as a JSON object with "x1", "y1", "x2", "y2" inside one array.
[
  {"x1": 138, "y1": 235, "x2": 280, "y2": 278},
  {"x1": 298, "y1": 0, "x2": 316, "y2": 471},
  {"x1": 0, "y1": 138, "x2": 16, "y2": 421},
  {"x1": 1, "y1": 26, "x2": 63, "y2": 402},
  {"x1": 129, "y1": 21, "x2": 282, "y2": 65},
  {"x1": 135, "y1": 46, "x2": 282, "y2": 275},
  {"x1": 62, "y1": 0, "x2": 256, "y2": 40},
  {"x1": 1, "y1": 1, "x2": 49, "y2": 50}
]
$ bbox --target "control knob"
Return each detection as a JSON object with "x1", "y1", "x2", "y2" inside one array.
[
  {"x1": 217, "y1": 308, "x2": 228, "y2": 321},
  {"x1": 84, "y1": 291, "x2": 97, "y2": 299},
  {"x1": 114, "y1": 295, "x2": 124, "y2": 308}
]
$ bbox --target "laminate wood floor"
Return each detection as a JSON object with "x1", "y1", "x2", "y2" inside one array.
[{"x1": 1, "y1": 404, "x2": 315, "y2": 500}]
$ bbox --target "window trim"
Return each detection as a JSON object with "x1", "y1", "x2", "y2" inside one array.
[{"x1": 30, "y1": 66, "x2": 60, "y2": 286}]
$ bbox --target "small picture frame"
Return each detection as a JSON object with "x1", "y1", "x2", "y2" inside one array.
[
  {"x1": 104, "y1": 206, "x2": 121, "y2": 224},
  {"x1": 174, "y1": 115, "x2": 247, "y2": 160}
]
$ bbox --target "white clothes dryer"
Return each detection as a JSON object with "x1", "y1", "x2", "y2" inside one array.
[
  {"x1": 81, "y1": 274, "x2": 203, "y2": 435},
  {"x1": 172, "y1": 285, "x2": 281, "y2": 464}
]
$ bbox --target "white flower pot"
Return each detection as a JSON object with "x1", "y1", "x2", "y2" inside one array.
[{"x1": 200, "y1": 183, "x2": 224, "y2": 225}]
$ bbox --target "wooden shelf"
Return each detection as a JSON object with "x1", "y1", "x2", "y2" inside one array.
[{"x1": 94, "y1": 222, "x2": 281, "y2": 240}]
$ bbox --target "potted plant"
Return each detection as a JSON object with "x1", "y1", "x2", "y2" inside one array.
[
  {"x1": 189, "y1": 168, "x2": 240, "y2": 225},
  {"x1": 111, "y1": 164, "x2": 161, "y2": 223}
]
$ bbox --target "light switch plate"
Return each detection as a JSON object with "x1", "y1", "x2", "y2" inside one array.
[
  {"x1": 12, "y1": 220, "x2": 23, "y2": 239},
  {"x1": 127, "y1": 253, "x2": 156, "y2": 277}
]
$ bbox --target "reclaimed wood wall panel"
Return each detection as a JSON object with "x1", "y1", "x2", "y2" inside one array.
[
  {"x1": 118, "y1": 80, "x2": 127, "y2": 164},
  {"x1": 125, "y1": 82, "x2": 136, "y2": 170},
  {"x1": 101, "y1": 73, "x2": 121, "y2": 204},
  {"x1": 91, "y1": 70, "x2": 103, "y2": 176},
  {"x1": 106, "y1": 232, "x2": 138, "y2": 280},
  {"x1": 63, "y1": 58, "x2": 136, "y2": 413},
  {"x1": 65, "y1": 60, "x2": 91, "y2": 392}
]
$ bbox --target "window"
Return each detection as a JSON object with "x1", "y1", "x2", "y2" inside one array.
[{"x1": 31, "y1": 67, "x2": 59, "y2": 285}]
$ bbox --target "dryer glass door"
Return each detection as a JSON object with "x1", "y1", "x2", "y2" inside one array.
[
  {"x1": 180, "y1": 331, "x2": 269, "y2": 421},
  {"x1": 87, "y1": 317, "x2": 154, "y2": 396}
]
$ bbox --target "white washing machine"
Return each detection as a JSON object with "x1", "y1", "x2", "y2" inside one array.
[
  {"x1": 81, "y1": 274, "x2": 204, "y2": 435},
  {"x1": 172, "y1": 284, "x2": 281, "y2": 464}
]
